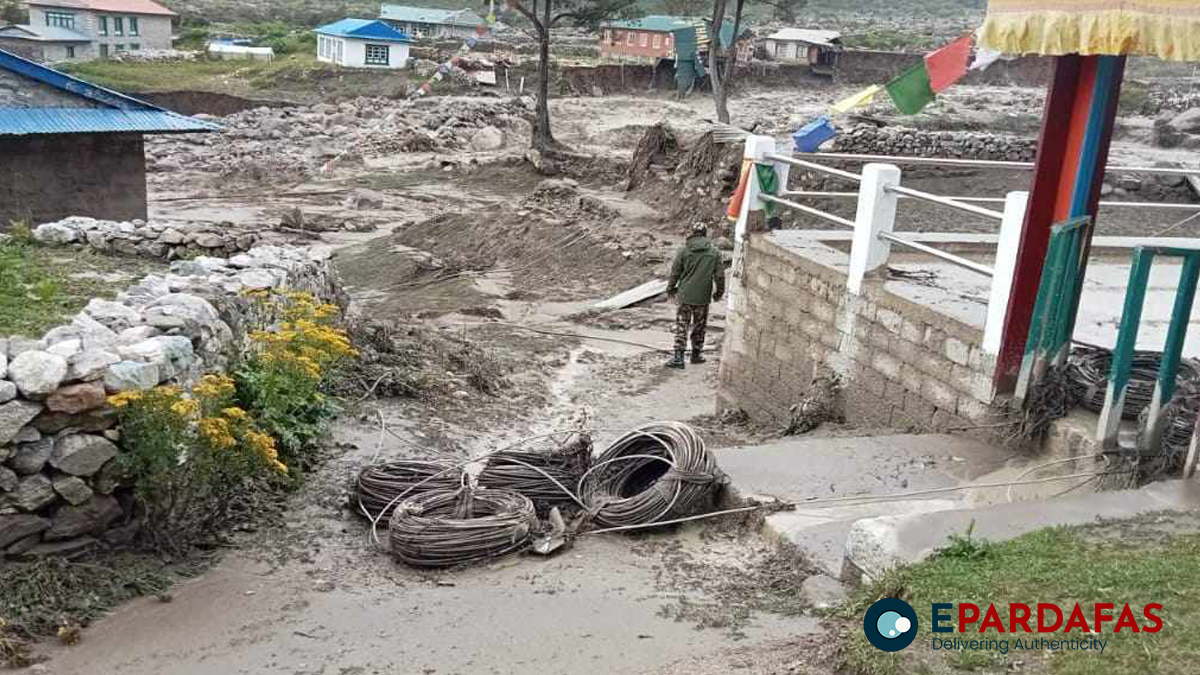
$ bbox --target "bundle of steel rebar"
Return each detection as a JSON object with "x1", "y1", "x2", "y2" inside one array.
[
  {"x1": 580, "y1": 421, "x2": 723, "y2": 529},
  {"x1": 1067, "y1": 347, "x2": 1200, "y2": 420},
  {"x1": 478, "y1": 433, "x2": 592, "y2": 512},
  {"x1": 388, "y1": 487, "x2": 537, "y2": 568},
  {"x1": 355, "y1": 459, "x2": 465, "y2": 521}
]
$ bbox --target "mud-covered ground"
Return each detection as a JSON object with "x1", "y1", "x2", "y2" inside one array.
[{"x1": 33, "y1": 75, "x2": 1200, "y2": 674}]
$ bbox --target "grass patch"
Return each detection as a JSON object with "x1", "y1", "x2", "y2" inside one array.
[
  {"x1": 0, "y1": 555, "x2": 172, "y2": 667},
  {"x1": 837, "y1": 514, "x2": 1200, "y2": 675},
  {"x1": 58, "y1": 54, "x2": 414, "y2": 101},
  {"x1": 0, "y1": 234, "x2": 165, "y2": 337}
]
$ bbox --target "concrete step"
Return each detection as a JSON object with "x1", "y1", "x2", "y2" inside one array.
[
  {"x1": 714, "y1": 433, "x2": 1013, "y2": 577},
  {"x1": 842, "y1": 479, "x2": 1200, "y2": 584}
]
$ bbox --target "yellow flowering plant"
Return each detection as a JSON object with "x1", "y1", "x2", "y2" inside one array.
[
  {"x1": 236, "y1": 289, "x2": 353, "y2": 469},
  {"x1": 109, "y1": 376, "x2": 288, "y2": 554}
]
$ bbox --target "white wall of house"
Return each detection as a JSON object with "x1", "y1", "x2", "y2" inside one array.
[
  {"x1": 765, "y1": 39, "x2": 803, "y2": 61},
  {"x1": 318, "y1": 35, "x2": 409, "y2": 69}
]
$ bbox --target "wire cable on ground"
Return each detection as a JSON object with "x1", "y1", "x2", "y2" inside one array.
[
  {"x1": 356, "y1": 459, "x2": 465, "y2": 521},
  {"x1": 580, "y1": 421, "x2": 724, "y2": 528},
  {"x1": 1067, "y1": 347, "x2": 1200, "y2": 420},
  {"x1": 478, "y1": 434, "x2": 592, "y2": 513},
  {"x1": 389, "y1": 486, "x2": 538, "y2": 568}
]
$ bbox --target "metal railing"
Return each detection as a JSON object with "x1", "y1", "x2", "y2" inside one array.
[
  {"x1": 782, "y1": 191, "x2": 1200, "y2": 211},
  {"x1": 878, "y1": 231, "x2": 994, "y2": 277},
  {"x1": 789, "y1": 151, "x2": 1200, "y2": 178},
  {"x1": 758, "y1": 193, "x2": 855, "y2": 229}
]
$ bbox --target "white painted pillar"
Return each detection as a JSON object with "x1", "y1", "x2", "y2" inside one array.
[
  {"x1": 847, "y1": 163, "x2": 900, "y2": 295},
  {"x1": 727, "y1": 135, "x2": 777, "y2": 313},
  {"x1": 982, "y1": 191, "x2": 1030, "y2": 355}
]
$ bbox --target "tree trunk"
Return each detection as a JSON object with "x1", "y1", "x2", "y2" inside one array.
[
  {"x1": 531, "y1": 0, "x2": 555, "y2": 151},
  {"x1": 709, "y1": 0, "x2": 729, "y2": 124}
]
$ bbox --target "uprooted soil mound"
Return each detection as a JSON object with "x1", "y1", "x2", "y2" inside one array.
[
  {"x1": 625, "y1": 125, "x2": 743, "y2": 229},
  {"x1": 388, "y1": 179, "x2": 652, "y2": 299}
]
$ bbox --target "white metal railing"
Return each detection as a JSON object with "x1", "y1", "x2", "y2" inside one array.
[
  {"x1": 730, "y1": 135, "x2": 1033, "y2": 358},
  {"x1": 759, "y1": 193, "x2": 855, "y2": 229},
  {"x1": 782, "y1": 190, "x2": 1200, "y2": 210},
  {"x1": 789, "y1": 151, "x2": 1200, "y2": 178}
]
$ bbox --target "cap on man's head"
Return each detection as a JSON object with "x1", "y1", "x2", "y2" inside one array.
[{"x1": 690, "y1": 222, "x2": 708, "y2": 236}]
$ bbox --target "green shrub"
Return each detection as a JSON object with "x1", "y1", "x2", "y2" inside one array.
[
  {"x1": 110, "y1": 377, "x2": 287, "y2": 554},
  {"x1": 235, "y1": 290, "x2": 354, "y2": 470}
]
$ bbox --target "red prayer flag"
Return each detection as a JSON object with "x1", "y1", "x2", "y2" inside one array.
[{"x1": 924, "y1": 35, "x2": 972, "y2": 93}]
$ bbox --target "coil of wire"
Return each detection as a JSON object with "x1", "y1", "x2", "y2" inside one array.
[
  {"x1": 388, "y1": 487, "x2": 538, "y2": 568},
  {"x1": 580, "y1": 421, "x2": 723, "y2": 529},
  {"x1": 355, "y1": 459, "x2": 465, "y2": 521},
  {"x1": 478, "y1": 433, "x2": 591, "y2": 513},
  {"x1": 1068, "y1": 347, "x2": 1200, "y2": 420}
]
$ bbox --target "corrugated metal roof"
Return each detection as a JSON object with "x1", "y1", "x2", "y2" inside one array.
[
  {"x1": 0, "y1": 24, "x2": 92, "y2": 42},
  {"x1": 0, "y1": 108, "x2": 220, "y2": 135},
  {"x1": 766, "y1": 29, "x2": 842, "y2": 46},
  {"x1": 314, "y1": 18, "x2": 414, "y2": 42},
  {"x1": 603, "y1": 15, "x2": 700, "y2": 33},
  {"x1": 27, "y1": 0, "x2": 176, "y2": 17},
  {"x1": 379, "y1": 5, "x2": 483, "y2": 26}
]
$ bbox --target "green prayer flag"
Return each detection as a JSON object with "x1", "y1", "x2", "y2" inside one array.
[
  {"x1": 755, "y1": 164, "x2": 779, "y2": 216},
  {"x1": 886, "y1": 63, "x2": 935, "y2": 115}
]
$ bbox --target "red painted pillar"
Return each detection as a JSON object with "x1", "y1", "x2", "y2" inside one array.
[{"x1": 993, "y1": 54, "x2": 1126, "y2": 393}]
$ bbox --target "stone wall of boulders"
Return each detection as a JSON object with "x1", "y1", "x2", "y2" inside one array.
[
  {"x1": 0, "y1": 241, "x2": 345, "y2": 562},
  {"x1": 832, "y1": 125, "x2": 1039, "y2": 162},
  {"x1": 33, "y1": 216, "x2": 260, "y2": 261}
]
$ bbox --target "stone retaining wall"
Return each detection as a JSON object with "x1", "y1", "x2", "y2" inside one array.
[
  {"x1": 833, "y1": 126, "x2": 1038, "y2": 163},
  {"x1": 0, "y1": 235, "x2": 344, "y2": 561},
  {"x1": 34, "y1": 216, "x2": 261, "y2": 261},
  {"x1": 717, "y1": 232, "x2": 997, "y2": 429}
]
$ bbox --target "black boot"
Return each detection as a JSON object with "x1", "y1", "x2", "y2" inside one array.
[
  {"x1": 691, "y1": 350, "x2": 707, "y2": 364},
  {"x1": 666, "y1": 350, "x2": 686, "y2": 369}
]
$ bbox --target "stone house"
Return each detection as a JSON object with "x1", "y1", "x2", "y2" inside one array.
[
  {"x1": 0, "y1": 25, "x2": 92, "y2": 63},
  {"x1": 763, "y1": 28, "x2": 842, "y2": 75},
  {"x1": 379, "y1": 5, "x2": 486, "y2": 40},
  {"x1": 314, "y1": 19, "x2": 414, "y2": 70},
  {"x1": 3, "y1": 0, "x2": 176, "y2": 61},
  {"x1": 0, "y1": 47, "x2": 216, "y2": 224}
]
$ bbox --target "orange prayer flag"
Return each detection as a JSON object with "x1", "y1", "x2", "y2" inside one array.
[
  {"x1": 726, "y1": 159, "x2": 753, "y2": 222},
  {"x1": 925, "y1": 35, "x2": 972, "y2": 93}
]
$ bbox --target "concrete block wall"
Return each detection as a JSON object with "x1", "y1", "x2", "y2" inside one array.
[{"x1": 717, "y1": 233, "x2": 998, "y2": 430}]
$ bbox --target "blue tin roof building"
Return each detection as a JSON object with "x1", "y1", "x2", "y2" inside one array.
[
  {"x1": 0, "y1": 47, "x2": 217, "y2": 224},
  {"x1": 314, "y1": 19, "x2": 414, "y2": 43}
]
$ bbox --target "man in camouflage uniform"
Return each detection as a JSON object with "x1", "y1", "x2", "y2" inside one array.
[{"x1": 666, "y1": 223, "x2": 725, "y2": 369}]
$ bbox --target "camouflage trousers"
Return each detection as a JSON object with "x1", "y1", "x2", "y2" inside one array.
[{"x1": 674, "y1": 303, "x2": 709, "y2": 353}]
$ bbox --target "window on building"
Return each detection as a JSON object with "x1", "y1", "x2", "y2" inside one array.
[
  {"x1": 603, "y1": 29, "x2": 610, "y2": 43},
  {"x1": 99, "y1": 16, "x2": 108, "y2": 35},
  {"x1": 45, "y1": 11, "x2": 75, "y2": 29},
  {"x1": 115, "y1": 43, "x2": 125, "y2": 51},
  {"x1": 666, "y1": 34, "x2": 673, "y2": 47},
  {"x1": 626, "y1": 31, "x2": 634, "y2": 46},
  {"x1": 652, "y1": 34, "x2": 661, "y2": 48},
  {"x1": 129, "y1": 16, "x2": 139, "y2": 36},
  {"x1": 640, "y1": 32, "x2": 648, "y2": 47},
  {"x1": 335, "y1": 39, "x2": 343, "y2": 63},
  {"x1": 130, "y1": 43, "x2": 140, "y2": 50},
  {"x1": 365, "y1": 43, "x2": 390, "y2": 65},
  {"x1": 114, "y1": 17, "x2": 124, "y2": 36},
  {"x1": 99, "y1": 44, "x2": 109, "y2": 57},
  {"x1": 66, "y1": 46, "x2": 75, "y2": 58}
]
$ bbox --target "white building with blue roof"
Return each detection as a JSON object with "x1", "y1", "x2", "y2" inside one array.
[
  {"x1": 0, "y1": 47, "x2": 217, "y2": 224},
  {"x1": 314, "y1": 19, "x2": 414, "y2": 69}
]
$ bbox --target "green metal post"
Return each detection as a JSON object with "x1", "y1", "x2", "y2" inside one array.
[{"x1": 1098, "y1": 247, "x2": 1154, "y2": 449}]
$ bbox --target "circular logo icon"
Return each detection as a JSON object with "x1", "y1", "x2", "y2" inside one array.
[{"x1": 863, "y1": 598, "x2": 918, "y2": 652}]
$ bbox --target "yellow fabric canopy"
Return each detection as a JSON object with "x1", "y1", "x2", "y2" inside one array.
[{"x1": 978, "y1": 0, "x2": 1200, "y2": 62}]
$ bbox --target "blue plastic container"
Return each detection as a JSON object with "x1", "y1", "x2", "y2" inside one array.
[{"x1": 792, "y1": 116, "x2": 837, "y2": 153}]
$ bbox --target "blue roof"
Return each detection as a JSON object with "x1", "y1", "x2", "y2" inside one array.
[
  {"x1": 0, "y1": 48, "x2": 219, "y2": 135},
  {"x1": 314, "y1": 18, "x2": 414, "y2": 43},
  {"x1": 379, "y1": 5, "x2": 484, "y2": 26}
]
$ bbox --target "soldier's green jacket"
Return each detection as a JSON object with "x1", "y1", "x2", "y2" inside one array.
[{"x1": 667, "y1": 234, "x2": 726, "y2": 306}]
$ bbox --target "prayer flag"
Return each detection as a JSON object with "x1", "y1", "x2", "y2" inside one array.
[
  {"x1": 925, "y1": 35, "x2": 972, "y2": 93},
  {"x1": 886, "y1": 63, "x2": 935, "y2": 115},
  {"x1": 830, "y1": 85, "x2": 881, "y2": 114}
]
